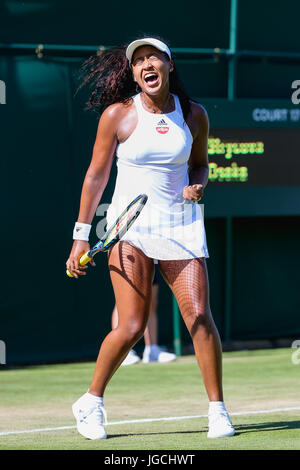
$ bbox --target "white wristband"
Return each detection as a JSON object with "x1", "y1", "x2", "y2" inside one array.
[{"x1": 73, "y1": 222, "x2": 91, "y2": 241}]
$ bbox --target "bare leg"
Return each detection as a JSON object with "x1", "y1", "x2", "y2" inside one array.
[
  {"x1": 143, "y1": 284, "x2": 158, "y2": 346},
  {"x1": 89, "y1": 241, "x2": 154, "y2": 397},
  {"x1": 158, "y1": 258, "x2": 223, "y2": 402},
  {"x1": 111, "y1": 304, "x2": 118, "y2": 330},
  {"x1": 111, "y1": 285, "x2": 158, "y2": 346}
]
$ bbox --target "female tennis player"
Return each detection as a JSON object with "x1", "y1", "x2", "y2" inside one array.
[{"x1": 66, "y1": 36, "x2": 235, "y2": 440}]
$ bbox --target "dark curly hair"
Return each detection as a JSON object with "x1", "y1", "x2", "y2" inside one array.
[{"x1": 75, "y1": 35, "x2": 192, "y2": 122}]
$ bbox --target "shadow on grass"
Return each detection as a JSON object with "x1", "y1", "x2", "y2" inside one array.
[
  {"x1": 106, "y1": 420, "x2": 300, "y2": 439},
  {"x1": 107, "y1": 430, "x2": 201, "y2": 439},
  {"x1": 234, "y1": 420, "x2": 300, "y2": 435}
]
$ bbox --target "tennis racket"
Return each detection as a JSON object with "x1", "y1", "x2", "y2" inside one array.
[{"x1": 66, "y1": 193, "x2": 148, "y2": 278}]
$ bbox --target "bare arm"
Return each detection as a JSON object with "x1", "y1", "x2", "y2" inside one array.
[
  {"x1": 77, "y1": 107, "x2": 118, "y2": 223},
  {"x1": 183, "y1": 104, "x2": 209, "y2": 202},
  {"x1": 66, "y1": 104, "x2": 120, "y2": 277}
]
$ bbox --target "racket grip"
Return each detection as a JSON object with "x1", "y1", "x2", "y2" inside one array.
[
  {"x1": 66, "y1": 252, "x2": 93, "y2": 278},
  {"x1": 79, "y1": 252, "x2": 93, "y2": 266}
]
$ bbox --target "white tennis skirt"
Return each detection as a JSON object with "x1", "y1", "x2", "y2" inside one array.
[{"x1": 105, "y1": 196, "x2": 209, "y2": 261}]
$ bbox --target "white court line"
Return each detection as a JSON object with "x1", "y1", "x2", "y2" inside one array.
[{"x1": 0, "y1": 406, "x2": 300, "y2": 437}]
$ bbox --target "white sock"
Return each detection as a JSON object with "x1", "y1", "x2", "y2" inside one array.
[
  {"x1": 86, "y1": 391, "x2": 104, "y2": 406},
  {"x1": 208, "y1": 401, "x2": 226, "y2": 414},
  {"x1": 144, "y1": 344, "x2": 158, "y2": 352}
]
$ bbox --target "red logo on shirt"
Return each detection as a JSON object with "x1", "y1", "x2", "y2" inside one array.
[{"x1": 156, "y1": 119, "x2": 169, "y2": 134}]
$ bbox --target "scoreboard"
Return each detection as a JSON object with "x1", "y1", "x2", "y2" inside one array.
[
  {"x1": 199, "y1": 99, "x2": 300, "y2": 217},
  {"x1": 208, "y1": 128, "x2": 299, "y2": 186}
]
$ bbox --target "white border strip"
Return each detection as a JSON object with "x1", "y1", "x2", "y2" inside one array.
[{"x1": 0, "y1": 406, "x2": 300, "y2": 437}]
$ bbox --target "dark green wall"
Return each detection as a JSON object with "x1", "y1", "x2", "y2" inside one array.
[
  {"x1": 0, "y1": 1, "x2": 230, "y2": 48},
  {"x1": 1, "y1": 0, "x2": 300, "y2": 364}
]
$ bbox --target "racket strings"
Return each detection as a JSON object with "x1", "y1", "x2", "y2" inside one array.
[{"x1": 103, "y1": 200, "x2": 144, "y2": 248}]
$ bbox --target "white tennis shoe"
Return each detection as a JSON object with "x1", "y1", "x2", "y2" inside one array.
[
  {"x1": 72, "y1": 392, "x2": 107, "y2": 440},
  {"x1": 143, "y1": 345, "x2": 176, "y2": 363},
  {"x1": 207, "y1": 410, "x2": 235, "y2": 438},
  {"x1": 121, "y1": 349, "x2": 141, "y2": 366}
]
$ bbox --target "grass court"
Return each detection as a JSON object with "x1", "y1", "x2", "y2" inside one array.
[{"x1": 0, "y1": 348, "x2": 299, "y2": 450}]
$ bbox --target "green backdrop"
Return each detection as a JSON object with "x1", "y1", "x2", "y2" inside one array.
[{"x1": 1, "y1": 0, "x2": 300, "y2": 364}]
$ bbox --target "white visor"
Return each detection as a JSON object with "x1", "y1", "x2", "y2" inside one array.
[{"x1": 126, "y1": 38, "x2": 171, "y2": 64}]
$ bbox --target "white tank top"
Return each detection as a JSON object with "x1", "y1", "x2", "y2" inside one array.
[{"x1": 106, "y1": 93, "x2": 209, "y2": 260}]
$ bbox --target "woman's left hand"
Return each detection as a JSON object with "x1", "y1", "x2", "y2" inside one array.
[{"x1": 183, "y1": 184, "x2": 204, "y2": 202}]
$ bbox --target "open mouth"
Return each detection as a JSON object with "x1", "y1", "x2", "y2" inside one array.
[{"x1": 144, "y1": 73, "x2": 159, "y2": 86}]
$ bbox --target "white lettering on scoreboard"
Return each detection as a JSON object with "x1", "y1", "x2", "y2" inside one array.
[{"x1": 252, "y1": 108, "x2": 300, "y2": 122}]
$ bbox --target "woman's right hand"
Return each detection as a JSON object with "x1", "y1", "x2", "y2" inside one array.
[{"x1": 66, "y1": 240, "x2": 94, "y2": 278}]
